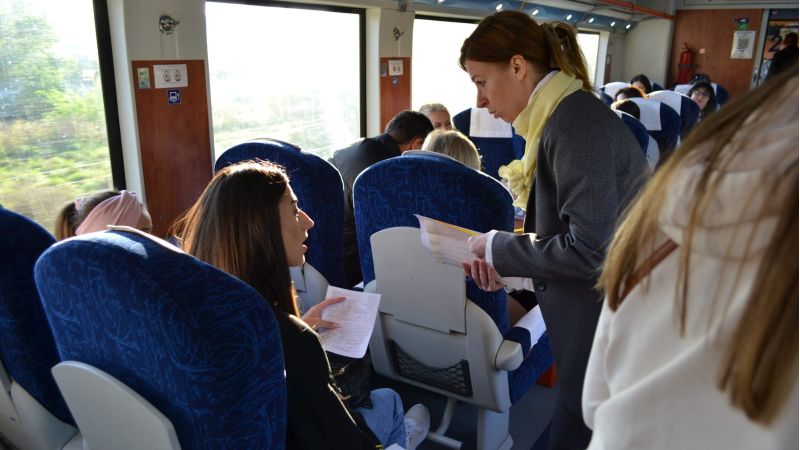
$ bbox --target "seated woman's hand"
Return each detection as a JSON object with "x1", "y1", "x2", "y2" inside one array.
[
  {"x1": 302, "y1": 296, "x2": 345, "y2": 331},
  {"x1": 462, "y1": 259, "x2": 505, "y2": 292}
]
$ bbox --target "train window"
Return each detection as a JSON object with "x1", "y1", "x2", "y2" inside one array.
[
  {"x1": 411, "y1": 17, "x2": 478, "y2": 115},
  {"x1": 206, "y1": 2, "x2": 362, "y2": 160},
  {"x1": 0, "y1": 0, "x2": 114, "y2": 232},
  {"x1": 577, "y1": 32, "x2": 600, "y2": 83}
]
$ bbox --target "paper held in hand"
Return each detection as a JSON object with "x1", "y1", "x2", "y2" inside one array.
[
  {"x1": 318, "y1": 286, "x2": 381, "y2": 358},
  {"x1": 414, "y1": 214, "x2": 532, "y2": 292}
]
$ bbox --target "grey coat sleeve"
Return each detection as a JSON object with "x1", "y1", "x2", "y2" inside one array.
[{"x1": 491, "y1": 121, "x2": 624, "y2": 281}]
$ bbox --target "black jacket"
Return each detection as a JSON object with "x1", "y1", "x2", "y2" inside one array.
[
  {"x1": 329, "y1": 134, "x2": 402, "y2": 286},
  {"x1": 767, "y1": 45, "x2": 798, "y2": 80},
  {"x1": 276, "y1": 313, "x2": 381, "y2": 449}
]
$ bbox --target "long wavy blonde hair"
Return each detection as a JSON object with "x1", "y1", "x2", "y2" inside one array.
[{"x1": 599, "y1": 65, "x2": 798, "y2": 424}]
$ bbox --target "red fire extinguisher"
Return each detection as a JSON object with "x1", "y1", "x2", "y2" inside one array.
[{"x1": 677, "y1": 43, "x2": 694, "y2": 84}]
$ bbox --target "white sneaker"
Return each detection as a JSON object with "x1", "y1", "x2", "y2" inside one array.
[{"x1": 404, "y1": 403, "x2": 430, "y2": 450}]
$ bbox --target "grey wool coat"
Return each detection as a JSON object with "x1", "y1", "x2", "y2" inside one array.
[{"x1": 492, "y1": 89, "x2": 649, "y2": 450}]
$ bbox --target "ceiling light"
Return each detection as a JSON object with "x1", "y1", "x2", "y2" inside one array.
[
  {"x1": 496, "y1": 3, "x2": 503, "y2": 11},
  {"x1": 588, "y1": 17, "x2": 595, "y2": 23},
  {"x1": 438, "y1": 0, "x2": 445, "y2": 3},
  {"x1": 532, "y1": 8, "x2": 539, "y2": 15},
  {"x1": 566, "y1": 14, "x2": 573, "y2": 20},
  {"x1": 625, "y1": 23, "x2": 631, "y2": 29},
  {"x1": 610, "y1": 21, "x2": 616, "y2": 26}
]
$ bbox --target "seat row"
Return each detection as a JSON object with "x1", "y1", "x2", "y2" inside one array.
[{"x1": 1, "y1": 139, "x2": 553, "y2": 449}]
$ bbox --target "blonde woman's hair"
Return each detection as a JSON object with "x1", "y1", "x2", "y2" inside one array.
[
  {"x1": 421, "y1": 130, "x2": 482, "y2": 170},
  {"x1": 418, "y1": 103, "x2": 449, "y2": 117},
  {"x1": 599, "y1": 65, "x2": 798, "y2": 424}
]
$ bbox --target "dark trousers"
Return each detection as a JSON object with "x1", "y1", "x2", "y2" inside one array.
[{"x1": 548, "y1": 393, "x2": 592, "y2": 450}]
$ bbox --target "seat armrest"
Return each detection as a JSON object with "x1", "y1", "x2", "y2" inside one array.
[
  {"x1": 495, "y1": 340, "x2": 523, "y2": 371},
  {"x1": 504, "y1": 306, "x2": 546, "y2": 355}
]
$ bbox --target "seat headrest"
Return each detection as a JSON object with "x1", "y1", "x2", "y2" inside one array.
[
  {"x1": 214, "y1": 138, "x2": 301, "y2": 172},
  {"x1": 0, "y1": 207, "x2": 72, "y2": 424},
  {"x1": 600, "y1": 81, "x2": 630, "y2": 99},
  {"x1": 35, "y1": 229, "x2": 287, "y2": 449}
]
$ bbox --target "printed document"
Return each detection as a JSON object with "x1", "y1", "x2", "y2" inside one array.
[
  {"x1": 414, "y1": 214, "x2": 533, "y2": 291},
  {"x1": 318, "y1": 286, "x2": 381, "y2": 358}
]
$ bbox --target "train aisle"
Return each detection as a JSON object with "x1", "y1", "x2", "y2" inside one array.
[{"x1": 374, "y1": 374, "x2": 557, "y2": 450}]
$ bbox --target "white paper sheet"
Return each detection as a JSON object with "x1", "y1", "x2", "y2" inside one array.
[
  {"x1": 318, "y1": 286, "x2": 381, "y2": 358},
  {"x1": 414, "y1": 214, "x2": 533, "y2": 291}
]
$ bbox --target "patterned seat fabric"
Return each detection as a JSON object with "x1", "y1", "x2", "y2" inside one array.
[
  {"x1": 614, "y1": 110, "x2": 650, "y2": 155},
  {"x1": 597, "y1": 81, "x2": 630, "y2": 106},
  {"x1": 0, "y1": 207, "x2": 72, "y2": 424},
  {"x1": 626, "y1": 97, "x2": 682, "y2": 165},
  {"x1": 35, "y1": 230, "x2": 287, "y2": 449},
  {"x1": 354, "y1": 153, "x2": 552, "y2": 403},
  {"x1": 648, "y1": 90, "x2": 701, "y2": 138},
  {"x1": 453, "y1": 108, "x2": 525, "y2": 181},
  {"x1": 215, "y1": 139, "x2": 348, "y2": 288}
]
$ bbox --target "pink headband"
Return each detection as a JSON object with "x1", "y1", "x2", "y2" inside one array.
[{"x1": 75, "y1": 190, "x2": 146, "y2": 235}]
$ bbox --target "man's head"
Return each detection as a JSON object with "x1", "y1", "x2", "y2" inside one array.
[
  {"x1": 386, "y1": 110, "x2": 435, "y2": 151},
  {"x1": 783, "y1": 32, "x2": 798, "y2": 49}
]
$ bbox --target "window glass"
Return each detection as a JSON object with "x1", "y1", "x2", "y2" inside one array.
[
  {"x1": 206, "y1": 3, "x2": 361, "y2": 160},
  {"x1": 577, "y1": 32, "x2": 600, "y2": 83},
  {"x1": 411, "y1": 18, "x2": 477, "y2": 117},
  {"x1": 0, "y1": 0, "x2": 113, "y2": 232}
]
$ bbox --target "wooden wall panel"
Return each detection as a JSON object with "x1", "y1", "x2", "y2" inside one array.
[
  {"x1": 132, "y1": 60, "x2": 212, "y2": 237},
  {"x1": 668, "y1": 9, "x2": 762, "y2": 98},
  {"x1": 379, "y1": 57, "x2": 412, "y2": 131}
]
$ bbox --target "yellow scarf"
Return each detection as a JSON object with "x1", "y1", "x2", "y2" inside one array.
[{"x1": 499, "y1": 71, "x2": 583, "y2": 209}]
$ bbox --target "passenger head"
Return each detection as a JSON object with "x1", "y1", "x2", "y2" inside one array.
[
  {"x1": 55, "y1": 190, "x2": 151, "y2": 240},
  {"x1": 459, "y1": 11, "x2": 592, "y2": 123},
  {"x1": 615, "y1": 86, "x2": 645, "y2": 102},
  {"x1": 176, "y1": 161, "x2": 313, "y2": 316},
  {"x1": 418, "y1": 103, "x2": 453, "y2": 131},
  {"x1": 420, "y1": 129, "x2": 482, "y2": 170},
  {"x1": 689, "y1": 73, "x2": 712, "y2": 84},
  {"x1": 782, "y1": 32, "x2": 798, "y2": 48},
  {"x1": 611, "y1": 99, "x2": 640, "y2": 120},
  {"x1": 689, "y1": 81, "x2": 716, "y2": 115},
  {"x1": 385, "y1": 110, "x2": 435, "y2": 151},
  {"x1": 629, "y1": 74, "x2": 652, "y2": 94}
]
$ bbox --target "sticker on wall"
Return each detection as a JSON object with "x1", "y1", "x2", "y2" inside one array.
[
  {"x1": 381, "y1": 63, "x2": 388, "y2": 77},
  {"x1": 388, "y1": 60, "x2": 404, "y2": 76},
  {"x1": 167, "y1": 89, "x2": 181, "y2": 105},
  {"x1": 137, "y1": 67, "x2": 150, "y2": 89},
  {"x1": 731, "y1": 30, "x2": 756, "y2": 59}
]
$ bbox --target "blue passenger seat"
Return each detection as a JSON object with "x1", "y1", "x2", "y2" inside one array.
[
  {"x1": 597, "y1": 81, "x2": 629, "y2": 105},
  {"x1": 614, "y1": 110, "x2": 659, "y2": 171},
  {"x1": 35, "y1": 228, "x2": 287, "y2": 450},
  {"x1": 216, "y1": 139, "x2": 348, "y2": 308},
  {"x1": 0, "y1": 207, "x2": 80, "y2": 450},
  {"x1": 354, "y1": 153, "x2": 553, "y2": 450},
  {"x1": 452, "y1": 107, "x2": 525, "y2": 181},
  {"x1": 625, "y1": 97, "x2": 682, "y2": 166},
  {"x1": 648, "y1": 90, "x2": 701, "y2": 138}
]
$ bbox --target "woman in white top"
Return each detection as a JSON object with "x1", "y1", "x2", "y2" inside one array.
[{"x1": 583, "y1": 66, "x2": 798, "y2": 448}]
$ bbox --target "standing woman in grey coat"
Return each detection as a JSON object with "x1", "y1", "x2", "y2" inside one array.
[{"x1": 459, "y1": 11, "x2": 648, "y2": 450}]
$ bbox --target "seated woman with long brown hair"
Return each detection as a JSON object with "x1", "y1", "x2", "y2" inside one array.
[{"x1": 173, "y1": 161, "x2": 429, "y2": 450}]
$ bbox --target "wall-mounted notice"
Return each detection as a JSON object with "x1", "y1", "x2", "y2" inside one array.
[
  {"x1": 388, "y1": 59, "x2": 404, "y2": 76},
  {"x1": 731, "y1": 30, "x2": 756, "y2": 59}
]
